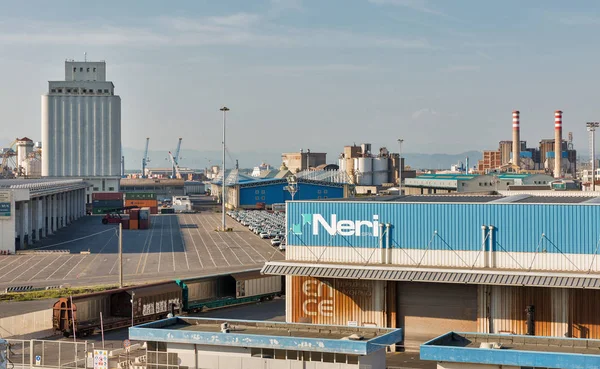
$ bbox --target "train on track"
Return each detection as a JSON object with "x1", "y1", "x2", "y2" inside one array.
[{"x1": 52, "y1": 269, "x2": 283, "y2": 337}]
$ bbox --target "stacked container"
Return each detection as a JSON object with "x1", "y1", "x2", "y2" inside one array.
[
  {"x1": 139, "y1": 207, "x2": 151, "y2": 230},
  {"x1": 92, "y1": 193, "x2": 124, "y2": 214},
  {"x1": 130, "y1": 208, "x2": 140, "y2": 230},
  {"x1": 125, "y1": 193, "x2": 158, "y2": 214}
]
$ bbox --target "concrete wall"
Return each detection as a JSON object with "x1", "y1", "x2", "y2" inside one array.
[
  {"x1": 166, "y1": 342, "x2": 366, "y2": 369},
  {"x1": 0, "y1": 309, "x2": 53, "y2": 339}
]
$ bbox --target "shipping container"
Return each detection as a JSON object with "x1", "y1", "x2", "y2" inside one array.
[
  {"x1": 125, "y1": 199, "x2": 158, "y2": 208},
  {"x1": 150, "y1": 206, "x2": 158, "y2": 215},
  {"x1": 235, "y1": 272, "x2": 282, "y2": 298},
  {"x1": 121, "y1": 219, "x2": 130, "y2": 229},
  {"x1": 92, "y1": 200, "x2": 123, "y2": 209},
  {"x1": 92, "y1": 192, "x2": 123, "y2": 201},
  {"x1": 125, "y1": 192, "x2": 157, "y2": 200},
  {"x1": 130, "y1": 219, "x2": 139, "y2": 230},
  {"x1": 92, "y1": 207, "x2": 121, "y2": 215},
  {"x1": 140, "y1": 219, "x2": 149, "y2": 230},
  {"x1": 288, "y1": 275, "x2": 385, "y2": 327},
  {"x1": 139, "y1": 207, "x2": 150, "y2": 222},
  {"x1": 130, "y1": 209, "x2": 140, "y2": 220},
  {"x1": 161, "y1": 208, "x2": 175, "y2": 214}
]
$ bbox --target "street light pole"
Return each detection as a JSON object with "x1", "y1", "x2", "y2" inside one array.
[
  {"x1": 587, "y1": 122, "x2": 600, "y2": 191},
  {"x1": 131, "y1": 291, "x2": 135, "y2": 327},
  {"x1": 397, "y1": 138, "x2": 404, "y2": 194},
  {"x1": 220, "y1": 106, "x2": 230, "y2": 231}
]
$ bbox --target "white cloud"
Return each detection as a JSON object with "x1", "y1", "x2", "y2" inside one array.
[
  {"x1": 368, "y1": 0, "x2": 446, "y2": 16},
  {"x1": 412, "y1": 108, "x2": 438, "y2": 119},
  {"x1": 0, "y1": 16, "x2": 432, "y2": 50}
]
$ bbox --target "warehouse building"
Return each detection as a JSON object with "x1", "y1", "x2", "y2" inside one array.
[
  {"x1": 262, "y1": 194, "x2": 600, "y2": 349},
  {"x1": 0, "y1": 179, "x2": 89, "y2": 253},
  {"x1": 212, "y1": 169, "x2": 353, "y2": 209},
  {"x1": 403, "y1": 173, "x2": 554, "y2": 194},
  {"x1": 120, "y1": 178, "x2": 185, "y2": 200},
  {"x1": 129, "y1": 317, "x2": 402, "y2": 369}
]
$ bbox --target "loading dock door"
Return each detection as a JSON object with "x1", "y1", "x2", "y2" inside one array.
[{"x1": 397, "y1": 282, "x2": 477, "y2": 343}]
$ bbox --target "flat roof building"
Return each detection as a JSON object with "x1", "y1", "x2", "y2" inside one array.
[
  {"x1": 129, "y1": 317, "x2": 402, "y2": 369},
  {"x1": 421, "y1": 332, "x2": 600, "y2": 369}
]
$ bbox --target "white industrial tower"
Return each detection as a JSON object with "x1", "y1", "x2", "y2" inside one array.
[{"x1": 41, "y1": 59, "x2": 121, "y2": 195}]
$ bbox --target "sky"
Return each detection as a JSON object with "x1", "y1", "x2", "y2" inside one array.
[{"x1": 1, "y1": 0, "x2": 600, "y2": 168}]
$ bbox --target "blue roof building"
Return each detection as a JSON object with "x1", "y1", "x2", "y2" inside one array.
[{"x1": 129, "y1": 317, "x2": 403, "y2": 369}]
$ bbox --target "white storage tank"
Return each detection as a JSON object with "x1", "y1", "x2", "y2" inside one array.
[
  {"x1": 338, "y1": 157, "x2": 346, "y2": 173},
  {"x1": 372, "y1": 157, "x2": 389, "y2": 186},
  {"x1": 354, "y1": 157, "x2": 373, "y2": 186},
  {"x1": 22, "y1": 157, "x2": 42, "y2": 177}
]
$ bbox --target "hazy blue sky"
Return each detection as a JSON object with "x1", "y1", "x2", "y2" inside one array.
[{"x1": 1, "y1": 0, "x2": 600, "y2": 166}]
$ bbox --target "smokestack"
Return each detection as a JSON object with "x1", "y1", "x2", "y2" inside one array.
[
  {"x1": 554, "y1": 110, "x2": 563, "y2": 178},
  {"x1": 512, "y1": 110, "x2": 520, "y2": 169}
]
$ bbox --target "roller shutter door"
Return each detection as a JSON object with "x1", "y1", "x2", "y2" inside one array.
[{"x1": 397, "y1": 282, "x2": 477, "y2": 343}]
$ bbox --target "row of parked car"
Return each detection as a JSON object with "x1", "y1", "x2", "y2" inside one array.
[{"x1": 227, "y1": 210, "x2": 287, "y2": 251}]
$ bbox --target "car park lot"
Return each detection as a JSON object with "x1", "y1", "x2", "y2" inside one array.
[
  {"x1": 0, "y1": 212, "x2": 284, "y2": 290},
  {"x1": 228, "y1": 210, "x2": 287, "y2": 251}
]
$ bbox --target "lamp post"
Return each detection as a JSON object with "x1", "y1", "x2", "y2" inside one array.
[
  {"x1": 397, "y1": 138, "x2": 404, "y2": 194},
  {"x1": 587, "y1": 122, "x2": 600, "y2": 191},
  {"x1": 286, "y1": 175, "x2": 298, "y2": 201},
  {"x1": 130, "y1": 291, "x2": 135, "y2": 327},
  {"x1": 220, "y1": 106, "x2": 229, "y2": 231}
]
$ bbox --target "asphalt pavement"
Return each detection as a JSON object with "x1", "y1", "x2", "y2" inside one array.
[{"x1": 0, "y1": 211, "x2": 284, "y2": 291}]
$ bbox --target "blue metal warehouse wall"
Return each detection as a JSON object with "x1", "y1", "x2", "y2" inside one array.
[
  {"x1": 287, "y1": 201, "x2": 600, "y2": 255},
  {"x1": 239, "y1": 183, "x2": 343, "y2": 206}
]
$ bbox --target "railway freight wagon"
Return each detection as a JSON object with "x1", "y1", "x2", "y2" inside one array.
[
  {"x1": 52, "y1": 282, "x2": 181, "y2": 337},
  {"x1": 176, "y1": 270, "x2": 283, "y2": 312}
]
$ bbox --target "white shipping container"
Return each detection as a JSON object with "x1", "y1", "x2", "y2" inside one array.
[
  {"x1": 187, "y1": 279, "x2": 218, "y2": 302},
  {"x1": 240, "y1": 276, "x2": 282, "y2": 298}
]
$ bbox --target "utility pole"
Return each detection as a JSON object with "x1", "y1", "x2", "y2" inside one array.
[
  {"x1": 587, "y1": 122, "x2": 600, "y2": 191},
  {"x1": 119, "y1": 222, "x2": 123, "y2": 288},
  {"x1": 220, "y1": 106, "x2": 230, "y2": 231}
]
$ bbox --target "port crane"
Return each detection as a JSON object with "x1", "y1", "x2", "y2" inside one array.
[
  {"x1": 0, "y1": 139, "x2": 17, "y2": 179},
  {"x1": 141, "y1": 137, "x2": 150, "y2": 178},
  {"x1": 168, "y1": 138, "x2": 183, "y2": 179}
]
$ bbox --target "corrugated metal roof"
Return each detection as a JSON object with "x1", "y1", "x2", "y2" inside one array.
[
  {"x1": 261, "y1": 262, "x2": 600, "y2": 289},
  {"x1": 514, "y1": 196, "x2": 592, "y2": 204}
]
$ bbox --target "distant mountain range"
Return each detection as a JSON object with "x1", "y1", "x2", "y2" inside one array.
[{"x1": 123, "y1": 147, "x2": 484, "y2": 172}]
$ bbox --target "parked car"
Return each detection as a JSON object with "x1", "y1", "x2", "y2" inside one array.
[
  {"x1": 259, "y1": 231, "x2": 270, "y2": 239},
  {"x1": 271, "y1": 238, "x2": 281, "y2": 246}
]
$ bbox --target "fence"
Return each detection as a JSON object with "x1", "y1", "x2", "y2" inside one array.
[{"x1": 5, "y1": 339, "x2": 93, "y2": 369}]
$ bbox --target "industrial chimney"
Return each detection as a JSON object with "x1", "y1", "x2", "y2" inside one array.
[
  {"x1": 512, "y1": 111, "x2": 520, "y2": 169},
  {"x1": 554, "y1": 110, "x2": 563, "y2": 178}
]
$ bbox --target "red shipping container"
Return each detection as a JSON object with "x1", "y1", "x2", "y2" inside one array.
[
  {"x1": 150, "y1": 206, "x2": 158, "y2": 215},
  {"x1": 129, "y1": 209, "x2": 140, "y2": 220},
  {"x1": 121, "y1": 219, "x2": 130, "y2": 230},
  {"x1": 130, "y1": 219, "x2": 139, "y2": 230},
  {"x1": 140, "y1": 219, "x2": 149, "y2": 230},
  {"x1": 92, "y1": 192, "x2": 123, "y2": 201}
]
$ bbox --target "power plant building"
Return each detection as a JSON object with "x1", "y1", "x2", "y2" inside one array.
[
  {"x1": 476, "y1": 110, "x2": 576, "y2": 176},
  {"x1": 263, "y1": 195, "x2": 600, "y2": 350},
  {"x1": 41, "y1": 60, "x2": 121, "y2": 197}
]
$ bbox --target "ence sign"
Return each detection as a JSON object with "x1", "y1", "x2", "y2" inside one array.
[{"x1": 292, "y1": 214, "x2": 380, "y2": 237}]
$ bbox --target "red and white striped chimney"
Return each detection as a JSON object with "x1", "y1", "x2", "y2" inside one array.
[
  {"x1": 554, "y1": 110, "x2": 563, "y2": 178},
  {"x1": 512, "y1": 110, "x2": 520, "y2": 168}
]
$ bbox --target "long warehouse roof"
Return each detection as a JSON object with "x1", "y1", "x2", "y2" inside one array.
[
  {"x1": 315, "y1": 193, "x2": 600, "y2": 204},
  {"x1": 262, "y1": 262, "x2": 600, "y2": 289}
]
